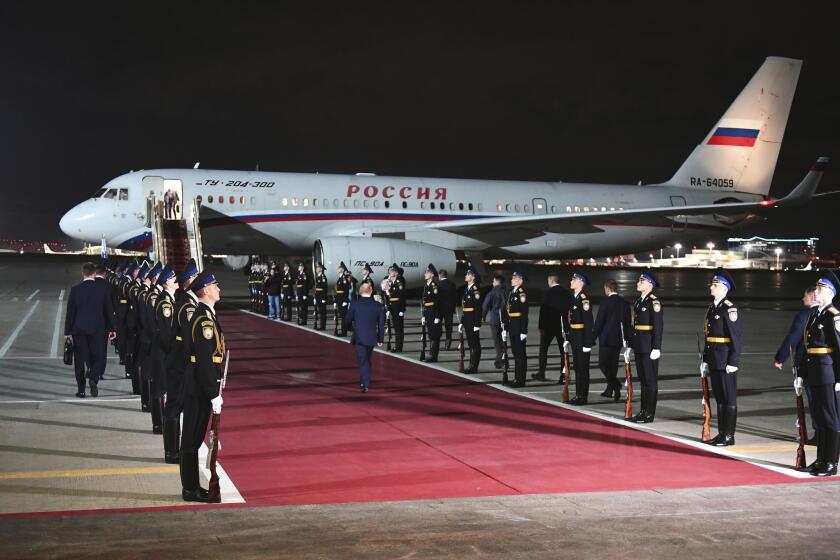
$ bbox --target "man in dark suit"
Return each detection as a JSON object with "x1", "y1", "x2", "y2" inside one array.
[
  {"x1": 482, "y1": 274, "x2": 507, "y2": 369},
  {"x1": 593, "y1": 279, "x2": 632, "y2": 401},
  {"x1": 64, "y1": 262, "x2": 116, "y2": 398},
  {"x1": 344, "y1": 281, "x2": 385, "y2": 392},
  {"x1": 437, "y1": 269, "x2": 457, "y2": 350},
  {"x1": 534, "y1": 274, "x2": 573, "y2": 382},
  {"x1": 93, "y1": 260, "x2": 116, "y2": 381},
  {"x1": 774, "y1": 285, "x2": 819, "y2": 442}
]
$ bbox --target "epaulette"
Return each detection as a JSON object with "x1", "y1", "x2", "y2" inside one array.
[
  {"x1": 828, "y1": 306, "x2": 839, "y2": 316},
  {"x1": 649, "y1": 294, "x2": 658, "y2": 300},
  {"x1": 723, "y1": 299, "x2": 734, "y2": 307},
  {"x1": 580, "y1": 293, "x2": 588, "y2": 299}
]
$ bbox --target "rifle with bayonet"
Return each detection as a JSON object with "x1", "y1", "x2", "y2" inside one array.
[
  {"x1": 621, "y1": 321, "x2": 633, "y2": 420},
  {"x1": 420, "y1": 304, "x2": 428, "y2": 362},
  {"x1": 206, "y1": 349, "x2": 230, "y2": 504},
  {"x1": 499, "y1": 308, "x2": 509, "y2": 385},
  {"x1": 791, "y1": 344, "x2": 808, "y2": 470},
  {"x1": 561, "y1": 314, "x2": 571, "y2": 403},
  {"x1": 697, "y1": 332, "x2": 711, "y2": 442},
  {"x1": 457, "y1": 305, "x2": 465, "y2": 373}
]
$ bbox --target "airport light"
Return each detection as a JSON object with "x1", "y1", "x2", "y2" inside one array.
[
  {"x1": 775, "y1": 247, "x2": 783, "y2": 269},
  {"x1": 674, "y1": 243, "x2": 682, "y2": 258},
  {"x1": 744, "y1": 243, "x2": 752, "y2": 261}
]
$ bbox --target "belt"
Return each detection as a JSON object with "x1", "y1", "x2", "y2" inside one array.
[
  {"x1": 570, "y1": 323, "x2": 585, "y2": 329},
  {"x1": 389, "y1": 297, "x2": 400, "y2": 301},
  {"x1": 336, "y1": 290, "x2": 345, "y2": 294},
  {"x1": 315, "y1": 288, "x2": 325, "y2": 291},
  {"x1": 807, "y1": 347, "x2": 834, "y2": 354},
  {"x1": 119, "y1": 299, "x2": 128, "y2": 303},
  {"x1": 508, "y1": 312, "x2": 522, "y2": 317},
  {"x1": 175, "y1": 336, "x2": 182, "y2": 341},
  {"x1": 634, "y1": 325, "x2": 653, "y2": 331},
  {"x1": 190, "y1": 355, "x2": 223, "y2": 363},
  {"x1": 424, "y1": 302, "x2": 435, "y2": 307},
  {"x1": 706, "y1": 337, "x2": 731, "y2": 343},
  {"x1": 463, "y1": 307, "x2": 475, "y2": 312}
]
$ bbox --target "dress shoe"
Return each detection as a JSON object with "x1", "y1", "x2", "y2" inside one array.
[
  {"x1": 600, "y1": 388, "x2": 613, "y2": 398},
  {"x1": 509, "y1": 380, "x2": 526, "y2": 388},
  {"x1": 360, "y1": 385, "x2": 368, "y2": 393},
  {"x1": 182, "y1": 488, "x2": 210, "y2": 503},
  {"x1": 613, "y1": 386, "x2": 622, "y2": 402},
  {"x1": 89, "y1": 379, "x2": 98, "y2": 398},
  {"x1": 711, "y1": 434, "x2": 734, "y2": 446},
  {"x1": 75, "y1": 391, "x2": 85, "y2": 398},
  {"x1": 568, "y1": 396, "x2": 588, "y2": 406},
  {"x1": 630, "y1": 411, "x2": 647, "y2": 423},
  {"x1": 637, "y1": 412, "x2": 655, "y2": 424}
]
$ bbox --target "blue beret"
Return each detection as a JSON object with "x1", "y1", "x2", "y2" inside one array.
[
  {"x1": 817, "y1": 270, "x2": 840, "y2": 296},
  {"x1": 712, "y1": 267, "x2": 735, "y2": 291},
  {"x1": 191, "y1": 270, "x2": 218, "y2": 292},
  {"x1": 178, "y1": 258, "x2": 199, "y2": 284},
  {"x1": 157, "y1": 264, "x2": 177, "y2": 286},
  {"x1": 572, "y1": 271, "x2": 589, "y2": 285},
  {"x1": 639, "y1": 272, "x2": 658, "y2": 287},
  {"x1": 513, "y1": 271, "x2": 528, "y2": 281},
  {"x1": 147, "y1": 261, "x2": 163, "y2": 280},
  {"x1": 137, "y1": 261, "x2": 150, "y2": 279}
]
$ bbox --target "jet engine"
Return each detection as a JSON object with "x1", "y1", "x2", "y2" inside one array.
[{"x1": 314, "y1": 237, "x2": 456, "y2": 286}]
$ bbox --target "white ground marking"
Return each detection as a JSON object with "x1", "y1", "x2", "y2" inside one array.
[
  {"x1": 25, "y1": 289, "x2": 40, "y2": 302},
  {"x1": 51, "y1": 300, "x2": 64, "y2": 357},
  {"x1": 0, "y1": 301, "x2": 41, "y2": 358}
]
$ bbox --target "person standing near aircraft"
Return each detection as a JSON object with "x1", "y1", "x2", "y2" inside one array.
[
  {"x1": 534, "y1": 274, "x2": 573, "y2": 383},
  {"x1": 280, "y1": 262, "x2": 294, "y2": 322},
  {"x1": 264, "y1": 265, "x2": 282, "y2": 320},
  {"x1": 567, "y1": 271, "x2": 595, "y2": 405},
  {"x1": 504, "y1": 271, "x2": 529, "y2": 387},
  {"x1": 459, "y1": 267, "x2": 482, "y2": 374},
  {"x1": 385, "y1": 264, "x2": 406, "y2": 352},
  {"x1": 437, "y1": 269, "x2": 457, "y2": 350},
  {"x1": 701, "y1": 268, "x2": 741, "y2": 446},
  {"x1": 482, "y1": 274, "x2": 508, "y2": 370},
  {"x1": 421, "y1": 264, "x2": 443, "y2": 362},
  {"x1": 93, "y1": 260, "x2": 115, "y2": 381},
  {"x1": 64, "y1": 262, "x2": 116, "y2": 398},
  {"x1": 295, "y1": 261, "x2": 311, "y2": 326},
  {"x1": 593, "y1": 279, "x2": 632, "y2": 402},
  {"x1": 630, "y1": 271, "x2": 664, "y2": 422},
  {"x1": 359, "y1": 264, "x2": 375, "y2": 295},
  {"x1": 343, "y1": 282, "x2": 385, "y2": 392},
  {"x1": 153, "y1": 264, "x2": 178, "y2": 444},
  {"x1": 334, "y1": 262, "x2": 352, "y2": 336},
  {"x1": 313, "y1": 262, "x2": 328, "y2": 330},
  {"x1": 796, "y1": 272, "x2": 840, "y2": 476}
]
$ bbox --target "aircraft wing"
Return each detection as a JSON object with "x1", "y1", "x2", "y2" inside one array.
[{"x1": 424, "y1": 157, "x2": 827, "y2": 243}]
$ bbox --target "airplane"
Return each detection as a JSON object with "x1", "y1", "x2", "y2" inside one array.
[{"x1": 60, "y1": 57, "x2": 829, "y2": 285}]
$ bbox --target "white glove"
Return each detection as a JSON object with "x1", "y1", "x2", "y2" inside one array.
[
  {"x1": 622, "y1": 347, "x2": 631, "y2": 362},
  {"x1": 211, "y1": 395, "x2": 223, "y2": 414},
  {"x1": 501, "y1": 330, "x2": 507, "y2": 342},
  {"x1": 834, "y1": 382, "x2": 840, "y2": 392},
  {"x1": 563, "y1": 341, "x2": 571, "y2": 353},
  {"x1": 302, "y1": 296, "x2": 307, "y2": 300},
  {"x1": 421, "y1": 316, "x2": 426, "y2": 325},
  {"x1": 473, "y1": 326, "x2": 480, "y2": 332},
  {"x1": 386, "y1": 311, "x2": 390, "y2": 319},
  {"x1": 520, "y1": 333, "x2": 527, "y2": 341},
  {"x1": 457, "y1": 323, "x2": 463, "y2": 333},
  {"x1": 582, "y1": 347, "x2": 591, "y2": 353},
  {"x1": 650, "y1": 349, "x2": 660, "y2": 360},
  {"x1": 333, "y1": 302, "x2": 337, "y2": 309},
  {"x1": 793, "y1": 377, "x2": 804, "y2": 397},
  {"x1": 374, "y1": 295, "x2": 382, "y2": 303},
  {"x1": 725, "y1": 365, "x2": 738, "y2": 374},
  {"x1": 434, "y1": 318, "x2": 440, "y2": 324},
  {"x1": 342, "y1": 302, "x2": 348, "y2": 307},
  {"x1": 398, "y1": 312, "x2": 404, "y2": 317},
  {"x1": 700, "y1": 362, "x2": 708, "y2": 378}
]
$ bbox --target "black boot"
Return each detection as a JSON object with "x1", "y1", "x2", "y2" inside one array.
[
  {"x1": 642, "y1": 388, "x2": 658, "y2": 423},
  {"x1": 473, "y1": 346, "x2": 481, "y2": 374},
  {"x1": 180, "y1": 451, "x2": 209, "y2": 502},
  {"x1": 712, "y1": 406, "x2": 736, "y2": 446},
  {"x1": 807, "y1": 430, "x2": 827, "y2": 473},
  {"x1": 428, "y1": 340, "x2": 440, "y2": 363},
  {"x1": 631, "y1": 387, "x2": 648, "y2": 422},
  {"x1": 151, "y1": 397, "x2": 163, "y2": 434},
  {"x1": 445, "y1": 337, "x2": 452, "y2": 351},
  {"x1": 464, "y1": 349, "x2": 475, "y2": 374},
  {"x1": 812, "y1": 431, "x2": 839, "y2": 476},
  {"x1": 707, "y1": 404, "x2": 725, "y2": 445},
  {"x1": 164, "y1": 419, "x2": 180, "y2": 464},
  {"x1": 140, "y1": 377, "x2": 150, "y2": 412}
]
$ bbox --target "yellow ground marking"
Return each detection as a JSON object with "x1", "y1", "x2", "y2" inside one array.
[
  {"x1": 727, "y1": 444, "x2": 814, "y2": 453},
  {"x1": 0, "y1": 466, "x2": 179, "y2": 480}
]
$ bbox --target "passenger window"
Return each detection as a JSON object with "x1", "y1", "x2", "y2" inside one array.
[
  {"x1": 430, "y1": 202, "x2": 436, "y2": 209},
  {"x1": 343, "y1": 199, "x2": 349, "y2": 208},
  {"x1": 477, "y1": 203, "x2": 483, "y2": 211},
  {"x1": 218, "y1": 196, "x2": 224, "y2": 204},
  {"x1": 449, "y1": 202, "x2": 455, "y2": 210},
  {"x1": 196, "y1": 195, "x2": 203, "y2": 204},
  {"x1": 333, "y1": 199, "x2": 339, "y2": 207},
  {"x1": 459, "y1": 203, "x2": 464, "y2": 211},
  {"x1": 250, "y1": 196, "x2": 256, "y2": 205},
  {"x1": 207, "y1": 195, "x2": 213, "y2": 203},
  {"x1": 119, "y1": 189, "x2": 129, "y2": 200},
  {"x1": 514, "y1": 204, "x2": 520, "y2": 212},
  {"x1": 505, "y1": 203, "x2": 511, "y2": 212},
  {"x1": 303, "y1": 198, "x2": 309, "y2": 207},
  {"x1": 384, "y1": 200, "x2": 390, "y2": 209},
  {"x1": 373, "y1": 199, "x2": 380, "y2": 208},
  {"x1": 239, "y1": 196, "x2": 245, "y2": 205},
  {"x1": 524, "y1": 204, "x2": 530, "y2": 212},
  {"x1": 353, "y1": 199, "x2": 360, "y2": 208},
  {"x1": 468, "y1": 203, "x2": 473, "y2": 211},
  {"x1": 292, "y1": 197, "x2": 298, "y2": 207},
  {"x1": 363, "y1": 199, "x2": 370, "y2": 208},
  {"x1": 421, "y1": 202, "x2": 426, "y2": 209},
  {"x1": 401, "y1": 201, "x2": 407, "y2": 209},
  {"x1": 282, "y1": 197, "x2": 288, "y2": 207},
  {"x1": 313, "y1": 199, "x2": 319, "y2": 207},
  {"x1": 229, "y1": 196, "x2": 234, "y2": 204}
]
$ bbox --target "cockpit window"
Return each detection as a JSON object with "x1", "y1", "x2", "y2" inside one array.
[
  {"x1": 93, "y1": 188, "x2": 107, "y2": 198},
  {"x1": 103, "y1": 189, "x2": 117, "y2": 199},
  {"x1": 119, "y1": 189, "x2": 128, "y2": 200}
]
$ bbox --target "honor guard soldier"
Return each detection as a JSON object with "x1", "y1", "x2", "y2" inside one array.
[
  {"x1": 566, "y1": 271, "x2": 595, "y2": 404},
  {"x1": 124, "y1": 260, "x2": 144, "y2": 394},
  {"x1": 135, "y1": 261, "x2": 156, "y2": 412},
  {"x1": 701, "y1": 268, "x2": 742, "y2": 446},
  {"x1": 421, "y1": 264, "x2": 443, "y2": 362},
  {"x1": 313, "y1": 262, "x2": 328, "y2": 330},
  {"x1": 280, "y1": 262, "x2": 294, "y2": 321},
  {"x1": 437, "y1": 269, "x2": 457, "y2": 350},
  {"x1": 142, "y1": 261, "x2": 164, "y2": 432},
  {"x1": 180, "y1": 270, "x2": 225, "y2": 503},
  {"x1": 248, "y1": 263, "x2": 258, "y2": 312},
  {"x1": 797, "y1": 271, "x2": 840, "y2": 476},
  {"x1": 459, "y1": 267, "x2": 482, "y2": 373},
  {"x1": 163, "y1": 258, "x2": 199, "y2": 464},
  {"x1": 504, "y1": 271, "x2": 529, "y2": 387},
  {"x1": 386, "y1": 264, "x2": 406, "y2": 351},
  {"x1": 334, "y1": 262, "x2": 353, "y2": 336},
  {"x1": 153, "y1": 264, "x2": 179, "y2": 439},
  {"x1": 295, "y1": 261, "x2": 311, "y2": 326},
  {"x1": 359, "y1": 263, "x2": 375, "y2": 295},
  {"x1": 630, "y1": 271, "x2": 664, "y2": 422}
]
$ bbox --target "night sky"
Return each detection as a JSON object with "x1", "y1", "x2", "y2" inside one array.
[{"x1": 1, "y1": 2, "x2": 837, "y2": 251}]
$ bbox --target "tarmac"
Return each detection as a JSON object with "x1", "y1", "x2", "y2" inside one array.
[{"x1": 1, "y1": 254, "x2": 839, "y2": 559}]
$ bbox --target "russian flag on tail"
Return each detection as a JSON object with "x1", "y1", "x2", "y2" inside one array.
[{"x1": 707, "y1": 127, "x2": 760, "y2": 147}]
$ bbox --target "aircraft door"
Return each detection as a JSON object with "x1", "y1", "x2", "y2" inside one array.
[
  {"x1": 162, "y1": 179, "x2": 183, "y2": 220},
  {"x1": 532, "y1": 198, "x2": 548, "y2": 214},
  {"x1": 670, "y1": 195, "x2": 687, "y2": 232}
]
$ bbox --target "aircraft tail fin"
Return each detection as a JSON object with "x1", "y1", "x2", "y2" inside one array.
[{"x1": 662, "y1": 57, "x2": 802, "y2": 195}]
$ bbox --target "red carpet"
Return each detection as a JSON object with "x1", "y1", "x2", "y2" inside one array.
[{"x1": 219, "y1": 311, "x2": 795, "y2": 507}]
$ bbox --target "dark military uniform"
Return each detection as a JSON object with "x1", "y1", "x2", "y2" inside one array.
[
  {"x1": 461, "y1": 281, "x2": 482, "y2": 374},
  {"x1": 567, "y1": 288, "x2": 595, "y2": 403},
  {"x1": 280, "y1": 267, "x2": 294, "y2": 321},
  {"x1": 180, "y1": 298, "x2": 225, "y2": 501},
  {"x1": 631, "y1": 289, "x2": 664, "y2": 422},
  {"x1": 504, "y1": 280, "x2": 529, "y2": 386},
  {"x1": 386, "y1": 268, "x2": 405, "y2": 351},
  {"x1": 295, "y1": 266, "x2": 311, "y2": 326},
  {"x1": 334, "y1": 269, "x2": 353, "y2": 336},
  {"x1": 798, "y1": 272, "x2": 840, "y2": 476},
  {"x1": 153, "y1": 282, "x2": 175, "y2": 439},
  {"x1": 136, "y1": 279, "x2": 155, "y2": 413},
  {"x1": 422, "y1": 274, "x2": 443, "y2": 362},
  {"x1": 702, "y1": 269, "x2": 742, "y2": 446},
  {"x1": 313, "y1": 267, "x2": 328, "y2": 330}
]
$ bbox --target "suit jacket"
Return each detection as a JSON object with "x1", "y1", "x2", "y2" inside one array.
[
  {"x1": 538, "y1": 284, "x2": 573, "y2": 332},
  {"x1": 64, "y1": 279, "x2": 115, "y2": 336},
  {"x1": 594, "y1": 293, "x2": 632, "y2": 347},
  {"x1": 437, "y1": 278, "x2": 457, "y2": 314},
  {"x1": 344, "y1": 296, "x2": 385, "y2": 347},
  {"x1": 482, "y1": 285, "x2": 507, "y2": 325},
  {"x1": 775, "y1": 306, "x2": 817, "y2": 367}
]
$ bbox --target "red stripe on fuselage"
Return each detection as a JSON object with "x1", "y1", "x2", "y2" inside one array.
[{"x1": 707, "y1": 136, "x2": 757, "y2": 147}]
